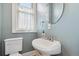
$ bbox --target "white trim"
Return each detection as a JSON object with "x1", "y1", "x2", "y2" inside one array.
[{"x1": 12, "y1": 3, "x2": 17, "y2": 33}]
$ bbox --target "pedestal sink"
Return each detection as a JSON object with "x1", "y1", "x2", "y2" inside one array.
[{"x1": 32, "y1": 38, "x2": 61, "y2": 56}]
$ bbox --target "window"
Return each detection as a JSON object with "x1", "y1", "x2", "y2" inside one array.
[{"x1": 12, "y1": 3, "x2": 37, "y2": 33}]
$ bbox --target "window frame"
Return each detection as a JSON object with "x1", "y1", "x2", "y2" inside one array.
[{"x1": 12, "y1": 3, "x2": 37, "y2": 33}]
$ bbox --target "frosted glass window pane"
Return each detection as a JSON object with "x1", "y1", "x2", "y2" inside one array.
[
  {"x1": 18, "y1": 12, "x2": 26, "y2": 29},
  {"x1": 18, "y1": 12, "x2": 34, "y2": 30},
  {"x1": 25, "y1": 13, "x2": 34, "y2": 30},
  {"x1": 18, "y1": 3, "x2": 32, "y2": 9}
]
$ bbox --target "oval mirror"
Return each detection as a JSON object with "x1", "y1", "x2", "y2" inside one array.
[{"x1": 49, "y1": 3, "x2": 64, "y2": 24}]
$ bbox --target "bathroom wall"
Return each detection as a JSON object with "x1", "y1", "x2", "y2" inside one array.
[
  {"x1": 0, "y1": 4, "x2": 2, "y2": 56},
  {"x1": 1, "y1": 3, "x2": 37, "y2": 55},
  {"x1": 37, "y1": 3, "x2": 79, "y2": 56},
  {"x1": 51, "y1": 3, "x2": 79, "y2": 56}
]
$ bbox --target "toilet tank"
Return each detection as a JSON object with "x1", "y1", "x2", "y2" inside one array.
[{"x1": 4, "y1": 37, "x2": 23, "y2": 55}]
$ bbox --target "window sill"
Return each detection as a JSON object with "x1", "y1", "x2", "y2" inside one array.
[{"x1": 12, "y1": 30, "x2": 37, "y2": 33}]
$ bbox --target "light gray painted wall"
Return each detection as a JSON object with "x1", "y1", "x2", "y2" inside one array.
[
  {"x1": 0, "y1": 4, "x2": 2, "y2": 56},
  {"x1": 52, "y1": 3, "x2": 79, "y2": 56},
  {"x1": 2, "y1": 3, "x2": 37, "y2": 55}
]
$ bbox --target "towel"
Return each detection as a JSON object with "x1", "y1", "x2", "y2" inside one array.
[{"x1": 32, "y1": 50, "x2": 41, "y2": 56}]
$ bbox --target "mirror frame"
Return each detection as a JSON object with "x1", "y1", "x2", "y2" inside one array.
[{"x1": 49, "y1": 3, "x2": 65, "y2": 24}]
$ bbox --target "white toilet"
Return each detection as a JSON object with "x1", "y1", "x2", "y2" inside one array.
[{"x1": 4, "y1": 37, "x2": 23, "y2": 56}]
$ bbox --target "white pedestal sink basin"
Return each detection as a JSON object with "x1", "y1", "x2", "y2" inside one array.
[{"x1": 32, "y1": 38, "x2": 61, "y2": 56}]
